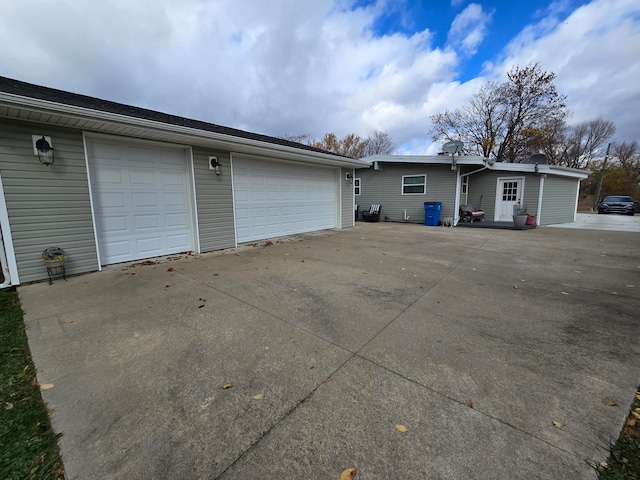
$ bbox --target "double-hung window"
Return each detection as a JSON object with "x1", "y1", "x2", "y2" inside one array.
[
  {"x1": 402, "y1": 175, "x2": 426, "y2": 195},
  {"x1": 354, "y1": 178, "x2": 361, "y2": 195}
]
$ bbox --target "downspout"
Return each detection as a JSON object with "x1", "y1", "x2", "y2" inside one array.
[
  {"x1": 536, "y1": 174, "x2": 546, "y2": 226},
  {"x1": 453, "y1": 166, "x2": 461, "y2": 225}
]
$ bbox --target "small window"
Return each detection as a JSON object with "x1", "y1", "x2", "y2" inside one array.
[
  {"x1": 354, "y1": 178, "x2": 361, "y2": 195},
  {"x1": 402, "y1": 175, "x2": 426, "y2": 195},
  {"x1": 461, "y1": 176, "x2": 468, "y2": 195}
]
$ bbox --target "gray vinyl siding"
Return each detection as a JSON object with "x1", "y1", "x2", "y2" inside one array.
[
  {"x1": 193, "y1": 148, "x2": 236, "y2": 251},
  {"x1": 540, "y1": 176, "x2": 579, "y2": 225},
  {"x1": 0, "y1": 119, "x2": 98, "y2": 283},
  {"x1": 355, "y1": 163, "x2": 457, "y2": 223},
  {"x1": 341, "y1": 167, "x2": 354, "y2": 228},
  {"x1": 464, "y1": 171, "x2": 540, "y2": 220}
]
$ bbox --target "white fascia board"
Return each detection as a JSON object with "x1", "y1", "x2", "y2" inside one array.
[
  {"x1": 0, "y1": 93, "x2": 370, "y2": 169},
  {"x1": 361, "y1": 154, "x2": 486, "y2": 165},
  {"x1": 486, "y1": 162, "x2": 589, "y2": 179}
]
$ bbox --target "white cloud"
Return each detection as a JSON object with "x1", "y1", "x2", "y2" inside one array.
[
  {"x1": 488, "y1": 0, "x2": 640, "y2": 142},
  {"x1": 447, "y1": 4, "x2": 492, "y2": 56},
  {"x1": 0, "y1": 0, "x2": 638, "y2": 155}
]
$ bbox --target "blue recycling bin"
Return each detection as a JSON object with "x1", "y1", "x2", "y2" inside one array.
[{"x1": 424, "y1": 202, "x2": 442, "y2": 226}]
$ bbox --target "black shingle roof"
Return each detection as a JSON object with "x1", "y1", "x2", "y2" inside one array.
[{"x1": 0, "y1": 76, "x2": 346, "y2": 157}]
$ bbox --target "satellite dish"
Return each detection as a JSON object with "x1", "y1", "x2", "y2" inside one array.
[
  {"x1": 527, "y1": 153, "x2": 548, "y2": 165},
  {"x1": 443, "y1": 140, "x2": 464, "y2": 154}
]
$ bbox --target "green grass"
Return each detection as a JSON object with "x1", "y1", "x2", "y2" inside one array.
[
  {"x1": 0, "y1": 289, "x2": 65, "y2": 480},
  {"x1": 597, "y1": 387, "x2": 640, "y2": 480}
]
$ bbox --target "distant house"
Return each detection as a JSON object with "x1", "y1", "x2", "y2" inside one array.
[
  {"x1": 355, "y1": 155, "x2": 589, "y2": 225},
  {"x1": 0, "y1": 76, "x2": 367, "y2": 286}
]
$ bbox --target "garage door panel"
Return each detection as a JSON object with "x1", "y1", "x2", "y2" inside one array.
[
  {"x1": 233, "y1": 158, "x2": 338, "y2": 243},
  {"x1": 88, "y1": 140, "x2": 193, "y2": 265}
]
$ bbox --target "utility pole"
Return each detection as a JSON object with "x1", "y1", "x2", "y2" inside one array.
[{"x1": 593, "y1": 142, "x2": 611, "y2": 212}]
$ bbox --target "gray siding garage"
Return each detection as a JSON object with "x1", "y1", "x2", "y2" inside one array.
[{"x1": 0, "y1": 76, "x2": 367, "y2": 286}]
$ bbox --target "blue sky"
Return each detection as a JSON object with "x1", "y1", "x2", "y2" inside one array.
[{"x1": 0, "y1": 0, "x2": 637, "y2": 155}]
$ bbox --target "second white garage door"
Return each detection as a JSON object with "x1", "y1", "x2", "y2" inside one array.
[
  {"x1": 233, "y1": 157, "x2": 338, "y2": 243},
  {"x1": 87, "y1": 138, "x2": 195, "y2": 265}
]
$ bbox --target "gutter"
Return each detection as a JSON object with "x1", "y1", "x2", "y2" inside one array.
[{"x1": 0, "y1": 92, "x2": 370, "y2": 169}]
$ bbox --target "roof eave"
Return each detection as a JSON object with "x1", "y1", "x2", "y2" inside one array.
[{"x1": 0, "y1": 92, "x2": 370, "y2": 169}]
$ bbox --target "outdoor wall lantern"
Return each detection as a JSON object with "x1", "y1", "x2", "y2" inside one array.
[
  {"x1": 209, "y1": 156, "x2": 222, "y2": 175},
  {"x1": 34, "y1": 135, "x2": 55, "y2": 166},
  {"x1": 345, "y1": 172, "x2": 353, "y2": 184}
]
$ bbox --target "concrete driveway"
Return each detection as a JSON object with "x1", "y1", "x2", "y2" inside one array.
[
  {"x1": 549, "y1": 212, "x2": 640, "y2": 232},
  {"x1": 20, "y1": 223, "x2": 640, "y2": 479}
]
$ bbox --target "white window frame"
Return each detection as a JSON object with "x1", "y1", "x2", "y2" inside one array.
[
  {"x1": 354, "y1": 178, "x2": 361, "y2": 196},
  {"x1": 401, "y1": 174, "x2": 426, "y2": 195}
]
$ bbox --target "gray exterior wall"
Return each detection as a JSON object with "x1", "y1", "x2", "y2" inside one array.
[
  {"x1": 193, "y1": 148, "x2": 236, "y2": 252},
  {"x1": 540, "y1": 176, "x2": 579, "y2": 225},
  {"x1": 0, "y1": 119, "x2": 99, "y2": 283},
  {"x1": 341, "y1": 167, "x2": 355, "y2": 228},
  {"x1": 464, "y1": 170, "x2": 541, "y2": 220},
  {"x1": 356, "y1": 163, "x2": 457, "y2": 223}
]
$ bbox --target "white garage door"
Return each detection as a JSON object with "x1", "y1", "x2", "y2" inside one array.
[
  {"x1": 87, "y1": 139, "x2": 194, "y2": 265},
  {"x1": 233, "y1": 157, "x2": 338, "y2": 243}
]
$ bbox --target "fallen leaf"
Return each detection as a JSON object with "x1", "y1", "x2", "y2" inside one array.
[
  {"x1": 309, "y1": 365, "x2": 315, "y2": 369},
  {"x1": 40, "y1": 384, "x2": 55, "y2": 391},
  {"x1": 396, "y1": 424, "x2": 407, "y2": 433},
  {"x1": 222, "y1": 383, "x2": 233, "y2": 389},
  {"x1": 4, "y1": 402, "x2": 13, "y2": 410},
  {"x1": 560, "y1": 292, "x2": 569, "y2": 295},
  {"x1": 253, "y1": 393, "x2": 264, "y2": 400},
  {"x1": 213, "y1": 273, "x2": 219, "y2": 276},
  {"x1": 599, "y1": 462, "x2": 608, "y2": 469},
  {"x1": 339, "y1": 467, "x2": 358, "y2": 480},
  {"x1": 626, "y1": 418, "x2": 636, "y2": 427},
  {"x1": 131, "y1": 273, "x2": 138, "y2": 277},
  {"x1": 636, "y1": 393, "x2": 640, "y2": 401},
  {"x1": 167, "y1": 267, "x2": 174, "y2": 272},
  {"x1": 264, "y1": 346, "x2": 269, "y2": 350},
  {"x1": 322, "y1": 378, "x2": 332, "y2": 383},
  {"x1": 63, "y1": 320, "x2": 74, "y2": 324},
  {"x1": 513, "y1": 285, "x2": 518, "y2": 289},
  {"x1": 632, "y1": 411, "x2": 640, "y2": 420},
  {"x1": 165, "y1": 285, "x2": 171, "y2": 288},
  {"x1": 601, "y1": 397, "x2": 618, "y2": 406},
  {"x1": 198, "y1": 305, "x2": 205, "y2": 309},
  {"x1": 466, "y1": 399, "x2": 474, "y2": 408},
  {"x1": 23, "y1": 365, "x2": 29, "y2": 373},
  {"x1": 552, "y1": 421, "x2": 564, "y2": 429}
]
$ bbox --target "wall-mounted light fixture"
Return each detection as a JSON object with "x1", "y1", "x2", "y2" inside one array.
[
  {"x1": 33, "y1": 135, "x2": 54, "y2": 166},
  {"x1": 345, "y1": 172, "x2": 353, "y2": 184},
  {"x1": 209, "y1": 156, "x2": 221, "y2": 175}
]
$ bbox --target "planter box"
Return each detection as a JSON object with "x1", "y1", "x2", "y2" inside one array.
[{"x1": 512, "y1": 215, "x2": 528, "y2": 226}]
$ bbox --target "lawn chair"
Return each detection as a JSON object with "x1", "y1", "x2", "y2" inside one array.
[
  {"x1": 362, "y1": 204, "x2": 382, "y2": 222},
  {"x1": 459, "y1": 204, "x2": 485, "y2": 222}
]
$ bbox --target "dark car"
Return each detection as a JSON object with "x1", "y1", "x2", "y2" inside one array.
[{"x1": 598, "y1": 195, "x2": 636, "y2": 216}]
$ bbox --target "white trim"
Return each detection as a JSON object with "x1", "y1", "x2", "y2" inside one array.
[
  {"x1": 536, "y1": 175, "x2": 545, "y2": 226},
  {"x1": 337, "y1": 169, "x2": 343, "y2": 229},
  {"x1": 494, "y1": 176, "x2": 525, "y2": 221},
  {"x1": 84, "y1": 133, "x2": 199, "y2": 265},
  {"x1": 82, "y1": 131, "x2": 103, "y2": 272},
  {"x1": 453, "y1": 167, "x2": 461, "y2": 225},
  {"x1": 401, "y1": 174, "x2": 427, "y2": 195},
  {"x1": 186, "y1": 147, "x2": 201, "y2": 254},
  {"x1": 573, "y1": 181, "x2": 580, "y2": 222},
  {"x1": 0, "y1": 92, "x2": 370, "y2": 169},
  {"x1": 0, "y1": 172, "x2": 19, "y2": 286},
  {"x1": 230, "y1": 153, "x2": 238, "y2": 248}
]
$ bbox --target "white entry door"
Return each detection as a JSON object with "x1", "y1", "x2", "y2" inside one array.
[
  {"x1": 233, "y1": 157, "x2": 338, "y2": 243},
  {"x1": 495, "y1": 177, "x2": 524, "y2": 221},
  {"x1": 87, "y1": 138, "x2": 195, "y2": 265}
]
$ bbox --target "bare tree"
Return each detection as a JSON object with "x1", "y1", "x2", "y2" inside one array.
[
  {"x1": 308, "y1": 131, "x2": 395, "y2": 158},
  {"x1": 612, "y1": 140, "x2": 640, "y2": 182},
  {"x1": 556, "y1": 117, "x2": 616, "y2": 168},
  {"x1": 429, "y1": 63, "x2": 568, "y2": 162},
  {"x1": 363, "y1": 130, "x2": 395, "y2": 156},
  {"x1": 278, "y1": 133, "x2": 312, "y2": 144}
]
